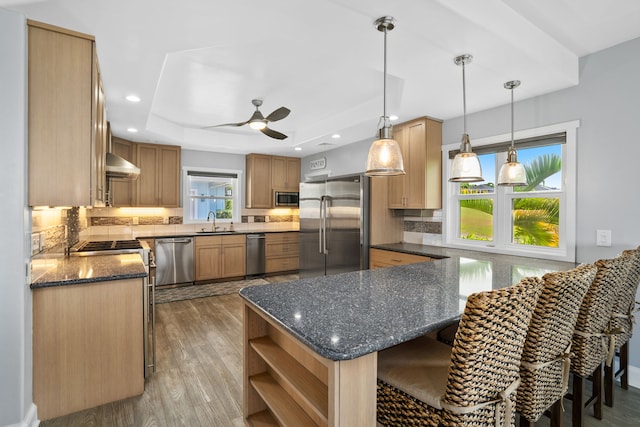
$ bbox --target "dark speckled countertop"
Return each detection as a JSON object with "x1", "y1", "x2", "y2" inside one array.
[
  {"x1": 31, "y1": 253, "x2": 147, "y2": 289},
  {"x1": 240, "y1": 244, "x2": 576, "y2": 361}
]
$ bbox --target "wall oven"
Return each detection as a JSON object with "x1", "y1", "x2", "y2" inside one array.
[
  {"x1": 274, "y1": 191, "x2": 299, "y2": 207},
  {"x1": 70, "y1": 239, "x2": 156, "y2": 378}
]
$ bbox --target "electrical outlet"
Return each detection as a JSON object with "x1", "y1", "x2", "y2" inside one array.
[
  {"x1": 132, "y1": 217, "x2": 139, "y2": 225},
  {"x1": 596, "y1": 229, "x2": 612, "y2": 247}
]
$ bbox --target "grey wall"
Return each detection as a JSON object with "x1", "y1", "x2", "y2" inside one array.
[
  {"x1": 181, "y1": 149, "x2": 246, "y2": 208},
  {"x1": 0, "y1": 8, "x2": 32, "y2": 426},
  {"x1": 301, "y1": 137, "x2": 373, "y2": 179},
  {"x1": 442, "y1": 37, "x2": 640, "y2": 264},
  {"x1": 306, "y1": 37, "x2": 640, "y2": 369}
]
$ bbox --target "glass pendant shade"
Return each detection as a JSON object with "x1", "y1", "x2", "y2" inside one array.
[
  {"x1": 365, "y1": 128, "x2": 405, "y2": 176},
  {"x1": 498, "y1": 80, "x2": 527, "y2": 186},
  {"x1": 366, "y1": 16, "x2": 405, "y2": 176},
  {"x1": 497, "y1": 147, "x2": 526, "y2": 186},
  {"x1": 449, "y1": 54, "x2": 483, "y2": 182},
  {"x1": 449, "y1": 133, "x2": 482, "y2": 182}
]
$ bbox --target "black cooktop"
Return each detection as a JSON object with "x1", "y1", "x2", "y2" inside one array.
[{"x1": 76, "y1": 240, "x2": 143, "y2": 252}]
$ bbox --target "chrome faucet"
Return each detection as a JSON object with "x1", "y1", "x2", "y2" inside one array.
[{"x1": 206, "y1": 211, "x2": 219, "y2": 231}]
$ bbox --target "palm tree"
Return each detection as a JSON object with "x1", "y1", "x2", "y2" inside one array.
[{"x1": 512, "y1": 153, "x2": 561, "y2": 246}]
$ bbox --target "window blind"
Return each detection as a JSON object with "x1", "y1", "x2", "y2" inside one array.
[{"x1": 448, "y1": 132, "x2": 566, "y2": 159}]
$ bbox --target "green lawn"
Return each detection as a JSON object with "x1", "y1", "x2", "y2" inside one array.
[{"x1": 460, "y1": 207, "x2": 493, "y2": 240}]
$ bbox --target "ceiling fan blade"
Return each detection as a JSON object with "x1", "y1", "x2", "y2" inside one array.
[
  {"x1": 265, "y1": 107, "x2": 290, "y2": 122},
  {"x1": 202, "y1": 121, "x2": 248, "y2": 129},
  {"x1": 260, "y1": 127, "x2": 288, "y2": 140}
]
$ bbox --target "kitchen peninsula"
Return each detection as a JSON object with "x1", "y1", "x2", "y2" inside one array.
[{"x1": 240, "y1": 245, "x2": 575, "y2": 426}]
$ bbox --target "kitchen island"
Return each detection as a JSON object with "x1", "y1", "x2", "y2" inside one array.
[{"x1": 239, "y1": 245, "x2": 575, "y2": 426}]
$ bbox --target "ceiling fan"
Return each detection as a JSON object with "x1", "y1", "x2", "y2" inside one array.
[{"x1": 204, "y1": 99, "x2": 290, "y2": 140}]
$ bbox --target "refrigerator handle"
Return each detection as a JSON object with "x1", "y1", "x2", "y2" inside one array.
[
  {"x1": 322, "y1": 196, "x2": 328, "y2": 255},
  {"x1": 319, "y1": 196, "x2": 325, "y2": 254}
]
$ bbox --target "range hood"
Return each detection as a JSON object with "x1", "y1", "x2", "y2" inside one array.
[{"x1": 106, "y1": 152, "x2": 140, "y2": 180}]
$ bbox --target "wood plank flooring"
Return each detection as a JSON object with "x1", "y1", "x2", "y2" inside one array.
[{"x1": 41, "y1": 277, "x2": 640, "y2": 427}]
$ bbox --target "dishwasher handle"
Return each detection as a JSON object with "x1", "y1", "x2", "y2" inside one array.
[
  {"x1": 156, "y1": 238, "x2": 193, "y2": 244},
  {"x1": 247, "y1": 234, "x2": 266, "y2": 239}
]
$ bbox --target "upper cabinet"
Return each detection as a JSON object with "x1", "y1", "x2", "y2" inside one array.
[
  {"x1": 271, "y1": 156, "x2": 301, "y2": 192},
  {"x1": 107, "y1": 138, "x2": 181, "y2": 208},
  {"x1": 108, "y1": 135, "x2": 135, "y2": 207},
  {"x1": 28, "y1": 20, "x2": 106, "y2": 207},
  {"x1": 246, "y1": 153, "x2": 273, "y2": 209},
  {"x1": 134, "y1": 143, "x2": 181, "y2": 207},
  {"x1": 388, "y1": 117, "x2": 442, "y2": 209},
  {"x1": 246, "y1": 154, "x2": 301, "y2": 208}
]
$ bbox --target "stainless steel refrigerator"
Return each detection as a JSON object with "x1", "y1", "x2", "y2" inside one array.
[{"x1": 299, "y1": 174, "x2": 369, "y2": 278}]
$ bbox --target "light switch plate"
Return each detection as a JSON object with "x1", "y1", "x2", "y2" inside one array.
[{"x1": 596, "y1": 229, "x2": 612, "y2": 247}]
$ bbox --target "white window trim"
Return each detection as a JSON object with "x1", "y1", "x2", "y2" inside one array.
[
  {"x1": 442, "y1": 120, "x2": 579, "y2": 262},
  {"x1": 182, "y1": 166, "x2": 243, "y2": 224}
]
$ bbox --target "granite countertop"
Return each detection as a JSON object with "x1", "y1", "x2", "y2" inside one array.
[
  {"x1": 134, "y1": 229, "x2": 298, "y2": 239},
  {"x1": 31, "y1": 253, "x2": 147, "y2": 289},
  {"x1": 240, "y1": 245, "x2": 576, "y2": 361}
]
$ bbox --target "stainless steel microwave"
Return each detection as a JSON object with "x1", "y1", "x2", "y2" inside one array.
[{"x1": 274, "y1": 191, "x2": 299, "y2": 207}]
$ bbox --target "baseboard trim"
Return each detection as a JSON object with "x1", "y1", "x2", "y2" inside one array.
[
  {"x1": 629, "y1": 364, "x2": 640, "y2": 389},
  {"x1": 6, "y1": 403, "x2": 38, "y2": 427}
]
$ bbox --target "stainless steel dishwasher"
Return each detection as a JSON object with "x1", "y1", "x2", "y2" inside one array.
[
  {"x1": 246, "y1": 233, "x2": 266, "y2": 276},
  {"x1": 155, "y1": 237, "x2": 194, "y2": 286}
]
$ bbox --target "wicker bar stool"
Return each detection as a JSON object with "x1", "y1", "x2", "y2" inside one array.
[
  {"x1": 569, "y1": 254, "x2": 631, "y2": 427},
  {"x1": 517, "y1": 264, "x2": 597, "y2": 427},
  {"x1": 377, "y1": 276, "x2": 543, "y2": 427},
  {"x1": 604, "y1": 247, "x2": 640, "y2": 407}
]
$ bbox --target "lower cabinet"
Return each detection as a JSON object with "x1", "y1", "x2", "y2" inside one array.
[
  {"x1": 195, "y1": 234, "x2": 246, "y2": 281},
  {"x1": 369, "y1": 248, "x2": 433, "y2": 269},
  {"x1": 265, "y1": 232, "x2": 299, "y2": 274},
  {"x1": 33, "y1": 278, "x2": 144, "y2": 420}
]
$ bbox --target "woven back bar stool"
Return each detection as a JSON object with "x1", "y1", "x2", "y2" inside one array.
[
  {"x1": 569, "y1": 254, "x2": 631, "y2": 427},
  {"x1": 518, "y1": 263, "x2": 597, "y2": 427},
  {"x1": 604, "y1": 247, "x2": 640, "y2": 407},
  {"x1": 377, "y1": 276, "x2": 543, "y2": 427}
]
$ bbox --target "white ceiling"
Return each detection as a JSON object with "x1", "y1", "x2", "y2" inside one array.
[{"x1": 3, "y1": 0, "x2": 640, "y2": 157}]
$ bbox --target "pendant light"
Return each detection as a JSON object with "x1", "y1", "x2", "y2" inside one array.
[
  {"x1": 449, "y1": 54, "x2": 483, "y2": 182},
  {"x1": 365, "y1": 16, "x2": 405, "y2": 176},
  {"x1": 497, "y1": 80, "x2": 527, "y2": 186}
]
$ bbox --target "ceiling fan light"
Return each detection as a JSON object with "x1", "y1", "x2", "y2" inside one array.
[
  {"x1": 249, "y1": 120, "x2": 266, "y2": 130},
  {"x1": 365, "y1": 134, "x2": 405, "y2": 176}
]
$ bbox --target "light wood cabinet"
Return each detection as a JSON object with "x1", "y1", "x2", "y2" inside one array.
[
  {"x1": 108, "y1": 135, "x2": 135, "y2": 206},
  {"x1": 195, "y1": 234, "x2": 246, "y2": 281},
  {"x1": 244, "y1": 301, "x2": 377, "y2": 426},
  {"x1": 265, "y1": 232, "x2": 299, "y2": 273},
  {"x1": 134, "y1": 143, "x2": 181, "y2": 207},
  {"x1": 272, "y1": 156, "x2": 301, "y2": 191},
  {"x1": 247, "y1": 153, "x2": 301, "y2": 208},
  {"x1": 33, "y1": 278, "x2": 144, "y2": 420},
  {"x1": 246, "y1": 153, "x2": 273, "y2": 208},
  {"x1": 91, "y1": 48, "x2": 107, "y2": 207},
  {"x1": 369, "y1": 248, "x2": 433, "y2": 269},
  {"x1": 388, "y1": 117, "x2": 442, "y2": 209},
  {"x1": 28, "y1": 20, "x2": 105, "y2": 207}
]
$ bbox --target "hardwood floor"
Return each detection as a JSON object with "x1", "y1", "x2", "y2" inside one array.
[{"x1": 41, "y1": 279, "x2": 640, "y2": 426}]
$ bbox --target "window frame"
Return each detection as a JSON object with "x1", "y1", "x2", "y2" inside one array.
[
  {"x1": 442, "y1": 120, "x2": 579, "y2": 262},
  {"x1": 182, "y1": 166, "x2": 243, "y2": 224}
]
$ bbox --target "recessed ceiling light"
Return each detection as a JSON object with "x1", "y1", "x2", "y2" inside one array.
[
  {"x1": 127, "y1": 127, "x2": 138, "y2": 133},
  {"x1": 389, "y1": 115, "x2": 398, "y2": 121},
  {"x1": 126, "y1": 95, "x2": 141, "y2": 103},
  {"x1": 294, "y1": 147, "x2": 302, "y2": 151},
  {"x1": 331, "y1": 133, "x2": 341, "y2": 139}
]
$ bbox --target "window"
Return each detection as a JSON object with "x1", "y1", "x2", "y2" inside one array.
[
  {"x1": 182, "y1": 167, "x2": 242, "y2": 223},
  {"x1": 444, "y1": 121, "x2": 578, "y2": 262}
]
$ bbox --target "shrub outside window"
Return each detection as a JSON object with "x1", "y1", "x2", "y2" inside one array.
[{"x1": 183, "y1": 168, "x2": 242, "y2": 224}]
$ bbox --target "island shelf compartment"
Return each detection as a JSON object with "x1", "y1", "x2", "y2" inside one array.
[{"x1": 243, "y1": 301, "x2": 377, "y2": 426}]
